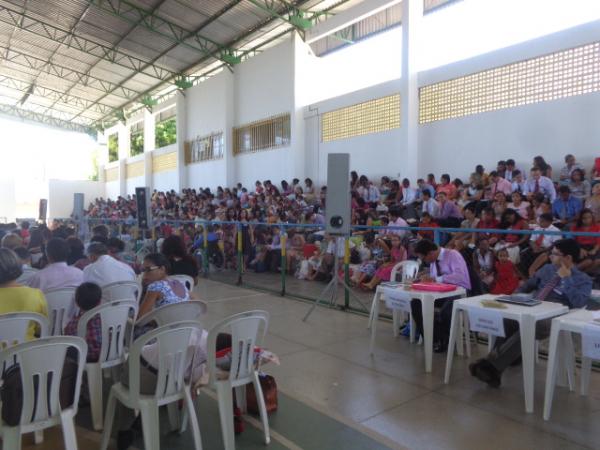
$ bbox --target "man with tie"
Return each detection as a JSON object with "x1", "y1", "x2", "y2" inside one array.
[
  {"x1": 470, "y1": 239, "x2": 591, "y2": 387},
  {"x1": 523, "y1": 167, "x2": 556, "y2": 202},
  {"x1": 411, "y1": 239, "x2": 471, "y2": 353},
  {"x1": 489, "y1": 171, "x2": 513, "y2": 197}
]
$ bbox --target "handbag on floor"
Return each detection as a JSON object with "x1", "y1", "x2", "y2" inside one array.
[{"x1": 246, "y1": 374, "x2": 278, "y2": 415}]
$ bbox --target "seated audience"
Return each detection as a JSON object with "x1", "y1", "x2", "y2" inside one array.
[
  {"x1": 410, "y1": 239, "x2": 471, "y2": 352},
  {"x1": 570, "y1": 209, "x2": 600, "y2": 274},
  {"x1": 473, "y1": 238, "x2": 495, "y2": 289},
  {"x1": 533, "y1": 155, "x2": 553, "y2": 179},
  {"x1": 138, "y1": 253, "x2": 189, "y2": 318},
  {"x1": 421, "y1": 189, "x2": 439, "y2": 217},
  {"x1": 470, "y1": 239, "x2": 591, "y2": 388},
  {"x1": 489, "y1": 248, "x2": 520, "y2": 294},
  {"x1": 83, "y1": 242, "x2": 137, "y2": 286},
  {"x1": 585, "y1": 183, "x2": 600, "y2": 221},
  {"x1": 0, "y1": 248, "x2": 48, "y2": 339},
  {"x1": 160, "y1": 235, "x2": 200, "y2": 284},
  {"x1": 64, "y1": 282, "x2": 103, "y2": 362},
  {"x1": 436, "y1": 174, "x2": 458, "y2": 200},
  {"x1": 568, "y1": 168, "x2": 591, "y2": 201},
  {"x1": 507, "y1": 192, "x2": 530, "y2": 220},
  {"x1": 489, "y1": 171, "x2": 513, "y2": 197},
  {"x1": 28, "y1": 237, "x2": 83, "y2": 291},
  {"x1": 559, "y1": 154, "x2": 583, "y2": 184},
  {"x1": 523, "y1": 167, "x2": 556, "y2": 202},
  {"x1": 361, "y1": 235, "x2": 407, "y2": 290},
  {"x1": 67, "y1": 236, "x2": 88, "y2": 268},
  {"x1": 552, "y1": 185, "x2": 583, "y2": 227},
  {"x1": 1, "y1": 233, "x2": 23, "y2": 250},
  {"x1": 14, "y1": 247, "x2": 38, "y2": 285}
]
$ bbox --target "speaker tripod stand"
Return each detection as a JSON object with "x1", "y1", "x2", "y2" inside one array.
[{"x1": 303, "y1": 245, "x2": 369, "y2": 322}]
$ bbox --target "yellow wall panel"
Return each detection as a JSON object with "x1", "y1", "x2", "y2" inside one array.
[
  {"x1": 126, "y1": 160, "x2": 144, "y2": 179},
  {"x1": 152, "y1": 151, "x2": 177, "y2": 173}
]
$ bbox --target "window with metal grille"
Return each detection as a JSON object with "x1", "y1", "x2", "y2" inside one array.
[
  {"x1": 419, "y1": 41, "x2": 600, "y2": 124},
  {"x1": 321, "y1": 93, "x2": 401, "y2": 142},
  {"x1": 130, "y1": 120, "x2": 144, "y2": 156},
  {"x1": 108, "y1": 133, "x2": 118, "y2": 162},
  {"x1": 155, "y1": 106, "x2": 177, "y2": 148},
  {"x1": 233, "y1": 113, "x2": 291, "y2": 155},
  {"x1": 184, "y1": 132, "x2": 224, "y2": 164}
]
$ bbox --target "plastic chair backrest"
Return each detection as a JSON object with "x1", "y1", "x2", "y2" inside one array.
[
  {"x1": 390, "y1": 260, "x2": 420, "y2": 283},
  {"x1": 102, "y1": 280, "x2": 141, "y2": 303},
  {"x1": 44, "y1": 288, "x2": 77, "y2": 336},
  {"x1": 127, "y1": 321, "x2": 203, "y2": 403},
  {"x1": 0, "y1": 336, "x2": 87, "y2": 426},
  {"x1": 0, "y1": 312, "x2": 49, "y2": 349},
  {"x1": 136, "y1": 300, "x2": 207, "y2": 328},
  {"x1": 169, "y1": 275, "x2": 194, "y2": 292},
  {"x1": 77, "y1": 300, "x2": 138, "y2": 368},
  {"x1": 207, "y1": 310, "x2": 269, "y2": 384}
]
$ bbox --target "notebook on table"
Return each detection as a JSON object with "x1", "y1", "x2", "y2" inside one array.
[{"x1": 496, "y1": 293, "x2": 541, "y2": 307}]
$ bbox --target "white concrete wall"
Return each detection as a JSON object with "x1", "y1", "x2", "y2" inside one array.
[
  {"x1": 234, "y1": 37, "x2": 296, "y2": 188},
  {"x1": 418, "y1": 20, "x2": 600, "y2": 180},
  {"x1": 105, "y1": 181, "x2": 120, "y2": 200},
  {"x1": 48, "y1": 179, "x2": 105, "y2": 219},
  {"x1": 185, "y1": 72, "x2": 231, "y2": 189},
  {"x1": 126, "y1": 176, "x2": 145, "y2": 195},
  {"x1": 0, "y1": 177, "x2": 16, "y2": 223},
  {"x1": 304, "y1": 79, "x2": 403, "y2": 185}
]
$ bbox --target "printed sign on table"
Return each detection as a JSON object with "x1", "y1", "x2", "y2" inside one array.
[
  {"x1": 383, "y1": 287, "x2": 412, "y2": 314},
  {"x1": 468, "y1": 307, "x2": 505, "y2": 338},
  {"x1": 582, "y1": 323, "x2": 600, "y2": 360}
]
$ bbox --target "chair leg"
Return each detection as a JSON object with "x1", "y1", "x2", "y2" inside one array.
[
  {"x1": 100, "y1": 390, "x2": 118, "y2": 450},
  {"x1": 235, "y1": 386, "x2": 247, "y2": 413},
  {"x1": 581, "y1": 357, "x2": 592, "y2": 396},
  {"x1": 252, "y1": 373, "x2": 271, "y2": 445},
  {"x1": 216, "y1": 383, "x2": 235, "y2": 450},
  {"x1": 34, "y1": 430, "x2": 43, "y2": 444},
  {"x1": 3, "y1": 426, "x2": 22, "y2": 450},
  {"x1": 167, "y1": 402, "x2": 180, "y2": 432},
  {"x1": 60, "y1": 411, "x2": 78, "y2": 450},
  {"x1": 140, "y1": 402, "x2": 161, "y2": 450},
  {"x1": 87, "y1": 365, "x2": 104, "y2": 430},
  {"x1": 184, "y1": 388, "x2": 203, "y2": 450},
  {"x1": 392, "y1": 311, "x2": 399, "y2": 338}
]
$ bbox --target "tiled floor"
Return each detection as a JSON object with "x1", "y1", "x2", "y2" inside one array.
[{"x1": 21, "y1": 277, "x2": 600, "y2": 449}]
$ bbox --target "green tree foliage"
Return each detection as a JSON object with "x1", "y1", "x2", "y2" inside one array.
[
  {"x1": 108, "y1": 133, "x2": 118, "y2": 162},
  {"x1": 130, "y1": 131, "x2": 144, "y2": 156},
  {"x1": 155, "y1": 117, "x2": 177, "y2": 148}
]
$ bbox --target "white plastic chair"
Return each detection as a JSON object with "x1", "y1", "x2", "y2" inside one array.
[
  {"x1": 0, "y1": 336, "x2": 87, "y2": 450},
  {"x1": 44, "y1": 287, "x2": 77, "y2": 335},
  {"x1": 367, "y1": 260, "x2": 420, "y2": 339},
  {"x1": 102, "y1": 280, "x2": 141, "y2": 303},
  {"x1": 100, "y1": 321, "x2": 204, "y2": 450},
  {"x1": 169, "y1": 274, "x2": 195, "y2": 292},
  {"x1": 136, "y1": 300, "x2": 208, "y2": 328},
  {"x1": 206, "y1": 310, "x2": 270, "y2": 450},
  {"x1": 0, "y1": 312, "x2": 49, "y2": 348},
  {"x1": 77, "y1": 300, "x2": 139, "y2": 431}
]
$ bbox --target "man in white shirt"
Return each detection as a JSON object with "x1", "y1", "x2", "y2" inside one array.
[
  {"x1": 83, "y1": 242, "x2": 136, "y2": 286},
  {"x1": 421, "y1": 189, "x2": 440, "y2": 218},
  {"x1": 14, "y1": 247, "x2": 38, "y2": 285}
]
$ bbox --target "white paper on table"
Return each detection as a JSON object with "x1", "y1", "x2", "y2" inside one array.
[
  {"x1": 582, "y1": 323, "x2": 600, "y2": 360},
  {"x1": 383, "y1": 287, "x2": 412, "y2": 314},
  {"x1": 468, "y1": 307, "x2": 505, "y2": 338}
]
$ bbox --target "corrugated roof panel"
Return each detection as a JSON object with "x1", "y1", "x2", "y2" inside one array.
[
  {"x1": 155, "y1": 0, "x2": 209, "y2": 31},
  {"x1": 100, "y1": 94, "x2": 127, "y2": 108},
  {"x1": 120, "y1": 76, "x2": 156, "y2": 92},
  {"x1": 124, "y1": 71, "x2": 163, "y2": 89},
  {"x1": 171, "y1": 0, "x2": 235, "y2": 19},
  {"x1": 122, "y1": 27, "x2": 180, "y2": 55}
]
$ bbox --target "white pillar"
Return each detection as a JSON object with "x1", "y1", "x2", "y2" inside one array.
[
  {"x1": 117, "y1": 122, "x2": 130, "y2": 160},
  {"x1": 143, "y1": 108, "x2": 156, "y2": 153},
  {"x1": 118, "y1": 158, "x2": 127, "y2": 197},
  {"x1": 175, "y1": 91, "x2": 187, "y2": 191},
  {"x1": 223, "y1": 71, "x2": 236, "y2": 188},
  {"x1": 401, "y1": 0, "x2": 422, "y2": 182}
]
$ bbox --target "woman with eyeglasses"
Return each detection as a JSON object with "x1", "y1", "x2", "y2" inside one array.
[{"x1": 138, "y1": 253, "x2": 188, "y2": 318}]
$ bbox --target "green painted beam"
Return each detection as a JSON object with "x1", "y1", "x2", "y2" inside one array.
[
  {"x1": 90, "y1": 0, "x2": 320, "y2": 128},
  {"x1": 87, "y1": 0, "x2": 235, "y2": 64},
  {"x1": 0, "y1": 73, "x2": 113, "y2": 117},
  {"x1": 0, "y1": 103, "x2": 95, "y2": 135},
  {"x1": 0, "y1": 45, "x2": 140, "y2": 100},
  {"x1": 0, "y1": 3, "x2": 177, "y2": 81},
  {"x1": 247, "y1": 0, "x2": 316, "y2": 31},
  {"x1": 69, "y1": 0, "x2": 245, "y2": 124}
]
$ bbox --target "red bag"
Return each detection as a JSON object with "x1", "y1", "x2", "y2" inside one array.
[{"x1": 246, "y1": 374, "x2": 278, "y2": 415}]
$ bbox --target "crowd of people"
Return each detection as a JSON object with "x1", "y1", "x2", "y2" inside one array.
[{"x1": 1, "y1": 153, "x2": 599, "y2": 393}]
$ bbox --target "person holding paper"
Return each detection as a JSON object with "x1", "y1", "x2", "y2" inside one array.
[
  {"x1": 470, "y1": 238, "x2": 591, "y2": 388},
  {"x1": 411, "y1": 239, "x2": 471, "y2": 353}
]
